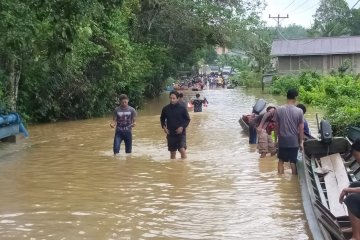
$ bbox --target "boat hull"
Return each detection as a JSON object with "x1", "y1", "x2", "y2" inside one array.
[
  {"x1": 301, "y1": 138, "x2": 355, "y2": 240},
  {"x1": 238, "y1": 116, "x2": 249, "y2": 134}
]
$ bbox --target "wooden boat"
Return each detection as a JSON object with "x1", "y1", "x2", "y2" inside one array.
[{"x1": 300, "y1": 137, "x2": 359, "y2": 240}]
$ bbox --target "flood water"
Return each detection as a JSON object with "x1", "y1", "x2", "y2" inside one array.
[{"x1": 0, "y1": 88, "x2": 321, "y2": 240}]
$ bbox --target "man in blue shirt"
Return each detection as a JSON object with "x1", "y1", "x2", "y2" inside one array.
[{"x1": 297, "y1": 104, "x2": 310, "y2": 138}]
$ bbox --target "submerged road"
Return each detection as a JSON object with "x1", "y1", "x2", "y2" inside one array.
[{"x1": 0, "y1": 88, "x2": 319, "y2": 239}]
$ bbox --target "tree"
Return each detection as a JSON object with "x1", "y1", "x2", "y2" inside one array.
[
  {"x1": 278, "y1": 24, "x2": 309, "y2": 39},
  {"x1": 233, "y1": 23, "x2": 274, "y2": 73},
  {"x1": 0, "y1": 0, "x2": 265, "y2": 122},
  {"x1": 309, "y1": 0, "x2": 350, "y2": 37},
  {"x1": 349, "y1": 8, "x2": 360, "y2": 35}
]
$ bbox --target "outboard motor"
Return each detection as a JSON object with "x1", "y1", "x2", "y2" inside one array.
[
  {"x1": 318, "y1": 119, "x2": 333, "y2": 144},
  {"x1": 252, "y1": 99, "x2": 267, "y2": 115}
]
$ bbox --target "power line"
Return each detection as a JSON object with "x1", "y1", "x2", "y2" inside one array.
[
  {"x1": 292, "y1": 1, "x2": 320, "y2": 16},
  {"x1": 288, "y1": 0, "x2": 310, "y2": 13},
  {"x1": 269, "y1": 14, "x2": 289, "y2": 40},
  {"x1": 294, "y1": 0, "x2": 360, "y2": 46},
  {"x1": 282, "y1": 0, "x2": 297, "y2": 11},
  {"x1": 351, "y1": 0, "x2": 360, "y2": 8},
  {"x1": 277, "y1": 28, "x2": 288, "y2": 40},
  {"x1": 326, "y1": 0, "x2": 360, "y2": 36}
]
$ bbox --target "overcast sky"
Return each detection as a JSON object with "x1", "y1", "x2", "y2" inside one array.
[{"x1": 263, "y1": 0, "x2": 360, "y2": 28}]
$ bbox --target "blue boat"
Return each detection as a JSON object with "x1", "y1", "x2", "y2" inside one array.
[{"x1": 0, "y1": 112, "x2": 29, "y2": 142}]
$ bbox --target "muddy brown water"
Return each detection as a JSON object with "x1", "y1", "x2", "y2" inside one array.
[{"x1": 0, "y1": 88, "x2": 321, "y2": 239}]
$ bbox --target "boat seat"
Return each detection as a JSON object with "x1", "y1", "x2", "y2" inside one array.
[{"x1": 320, "y1": 153, "x2": 350, "y2": 218}]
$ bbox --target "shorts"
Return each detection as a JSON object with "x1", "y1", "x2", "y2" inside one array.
[
  {"x1": 344, "y1": 181, "x2": 360, "y2": 219},
  {"x1": 167, "y1": 134, "x2": 186, "y2": 152},
  {"x1": 278, "y1": 147, "x2": 299, "y2": 164}
]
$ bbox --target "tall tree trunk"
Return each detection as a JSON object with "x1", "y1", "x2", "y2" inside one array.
[{"x1": 8, "y1": 56, "x2": 21, "y2": 111}]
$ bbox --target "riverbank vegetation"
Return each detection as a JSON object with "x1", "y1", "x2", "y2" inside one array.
[
  {"x1": 0, "y1": 0, "x2": 264, "y2": 122},
  {"x1": 270, "y1": 71, "x2": 360, "y2": 136}
]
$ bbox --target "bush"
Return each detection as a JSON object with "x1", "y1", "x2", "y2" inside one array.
[
  {"x1": 271, "y1": 71, "x2": 360, "y2": 136},
  {"x1": 230, "y1": 70, "x2": 262, "y2": 88},
  {"x1": 270, "y1": 75, "x2": 300, "y2": 94}
]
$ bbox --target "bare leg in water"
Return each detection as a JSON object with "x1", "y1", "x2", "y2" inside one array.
[
  {"x1": 290, "y1": 163, "x2": 297, "y2": 175},
  {"x1": 170, "y1": 151, "x2": 176, "y2": 159},
  {"x1": 179, "y1": 148, "x2": 187, "y2": 159},
  {"x1": 278, "y1": 160, "x2": 284, "y2": 174}
]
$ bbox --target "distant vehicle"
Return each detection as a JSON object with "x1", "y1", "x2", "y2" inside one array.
[
  {"x1": 222, "y1": 66, "x2": 232, "y2": 75},
  {"x1": 209, "y1": 65, "x2": 220, "y2": 74}
]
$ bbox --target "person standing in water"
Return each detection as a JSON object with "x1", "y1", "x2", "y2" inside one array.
[
  {"x1": 191, "y1": 93, "x2": 208, "y2": 112},
  {"x1": 256, "y1": 106, "x2": 277, "y2": 158},
  {"x1": 178, "y1": 92, "x2": 187, "y2": 109},
  {"x1": 258, "y1": 89, "x2": 304, "y2": 175},
  {"x1": 296, "y1": 103, "x2": 311, "y2": 137},
  {"x1": 110, "y1": 94, "x2": 137, "y2": 156},
  {"x1": 160, "y1": 91, "x2": 191, "y2": 159}
]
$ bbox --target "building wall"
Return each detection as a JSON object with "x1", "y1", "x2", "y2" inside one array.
[
  {"x1": 277, "y1": 54, "x2": 360, "y2": 74},
  {"x1": 215, "y1": 46, "x2": 229, "y2": 55}
]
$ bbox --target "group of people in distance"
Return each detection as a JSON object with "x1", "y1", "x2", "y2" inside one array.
[{"x1": 110, "y1": 91, "x2": 208, "y2": 160}]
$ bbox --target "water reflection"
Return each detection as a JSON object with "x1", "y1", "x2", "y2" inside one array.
[{"x1": 0, "y1": 88, "x2": 314, "y2": 239}]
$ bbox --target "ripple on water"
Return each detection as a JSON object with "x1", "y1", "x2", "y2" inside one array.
[{"x1": 0, "y1": 89, "x2": 311, "y2": 239}]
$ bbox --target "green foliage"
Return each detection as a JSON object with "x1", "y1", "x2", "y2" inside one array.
[
  {"x1": 278, "y1": 24, "x2": 309, "y2": 39},
  {"x1": 236, "y1": 26, "x2": 274, "y2": 73},
  {"x1": 0, "y1": 0, "x2": 264, "y2": 122},
  {"x1": 0, "y1": 71, "x2": 9, "y2": 110},
  {"x1": 270, "y1": 75, "x2": 300, "y2": 95},
  {"x1": 349, "y1": 8, "x2": 360, "y2": 35},
  {"x1": 230, "y1": 70, "x2": 262, "y2": 88},
  {"x1": 271, "y1": 71, "x2": 360, "y2": 135},
  {"x1": 268, "y1": 24, "x2": 309, "y2": 40}
]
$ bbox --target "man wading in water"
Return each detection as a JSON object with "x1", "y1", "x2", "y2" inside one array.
[
  {"x1": 191, "y1": 93, "x2": 208, "y2": 113},
  {"x1": 258, "y1": 89, "x2": 304, "y2": 175},
  {"x1": 160, "y1": 91, "x2": 191, "y2": 159},
  {"x1": 110, "y1": 94, "x2": 137, "y2": 156}
]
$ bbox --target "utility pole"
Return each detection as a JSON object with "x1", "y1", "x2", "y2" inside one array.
[
  {"x1": 269, "y1": 14, "x2": 289, "y2": 29},
  {"x1": 269, "y1": 14, "x2": 289, "y2": 39}
]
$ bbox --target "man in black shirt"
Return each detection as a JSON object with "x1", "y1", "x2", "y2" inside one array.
[{"x1": 160, "y1": 91, "x2": 191, "y2": 159}]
